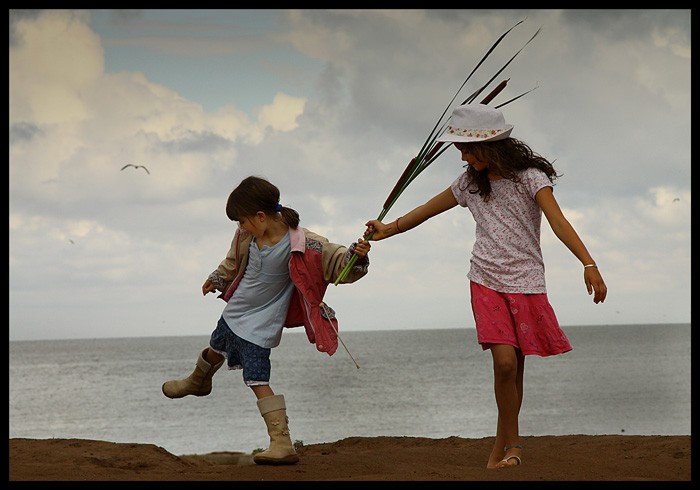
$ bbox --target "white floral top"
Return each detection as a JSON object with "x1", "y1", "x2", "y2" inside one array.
[{"x1": 451, "y1": 167, "x2": 552, "y2": 294}]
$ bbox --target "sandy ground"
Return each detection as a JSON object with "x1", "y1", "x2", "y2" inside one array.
[{"x1": 9, "y1": 434, "x2": 691, "y2": 481}]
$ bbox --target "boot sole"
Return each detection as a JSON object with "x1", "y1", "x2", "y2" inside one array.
[{"x1": 253, "y1": 454, "x2": 300, "y2": 465}]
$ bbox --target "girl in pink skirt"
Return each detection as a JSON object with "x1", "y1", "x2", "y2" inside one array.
[{"x1": 365, "y1": 103, "x2": 607, "y2": 469}]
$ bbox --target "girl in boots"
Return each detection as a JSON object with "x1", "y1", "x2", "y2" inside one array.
[
  {"x1": 364, "y1": 104, "x2": 607, "y2": 469},
  {"x1": 163, "y1": 175, "x2": 371, "y2": 465}
]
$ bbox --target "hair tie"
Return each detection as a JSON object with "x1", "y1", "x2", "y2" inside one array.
[{"x1": 275, "y1": 203, "x2": 282, "y2": 212}]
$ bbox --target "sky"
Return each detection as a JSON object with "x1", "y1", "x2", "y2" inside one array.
[{"x1": 9, "y1": 9, "x2": 691, "y2": 342}]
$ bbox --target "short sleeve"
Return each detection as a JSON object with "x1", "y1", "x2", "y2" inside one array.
[{"x1": 450, "y1": 171, "x2": 472, "y2": 207}]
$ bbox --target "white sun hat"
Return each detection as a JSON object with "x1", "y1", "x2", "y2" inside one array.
[{"x1": 437, "y1": 103, "x2": 513, "y2": 143}]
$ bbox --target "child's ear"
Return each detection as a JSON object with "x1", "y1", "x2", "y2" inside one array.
[{"x1": 256, "y1": 211, "x2": 266, "y2": 222}]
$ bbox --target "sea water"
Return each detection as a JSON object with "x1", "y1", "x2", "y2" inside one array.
[{"x1": 8, "y1": 323, "x2": 691, "y2": 456}]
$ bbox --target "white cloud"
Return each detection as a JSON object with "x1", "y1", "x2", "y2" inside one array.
[
  {"x1": 10, "y1": 10, "x2": 103, "y2": 125},
  {"x1": 256, "y1": 92, "x2": 307, "y2": 132},
  {"x1": 9, "y1": 9, "x2": 691, "y2": 340}
]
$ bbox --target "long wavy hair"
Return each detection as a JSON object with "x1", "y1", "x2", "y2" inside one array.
[{"x1": 455, "y1": 138, "x2": 560, "y2": 201}]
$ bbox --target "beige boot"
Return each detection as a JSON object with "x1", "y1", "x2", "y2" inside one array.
[
  {"x1": 253, "y1": 394, "x2": 299, "y2": 465},
  {"x1": 162, "y1": 348, "x2": 224, "y2": 399}
]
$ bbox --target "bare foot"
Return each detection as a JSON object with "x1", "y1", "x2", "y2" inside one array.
[{"x1": 486, "y1": 449, "x2": 505, "y2": 469}]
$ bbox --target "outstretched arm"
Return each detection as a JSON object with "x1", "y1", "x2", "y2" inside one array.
[
  {"x1": 536, "y1": 186, "x2": 607, "y2": 304},
  {"x1": 365, "y1": 187, "x2": 458, "y2": 241}
]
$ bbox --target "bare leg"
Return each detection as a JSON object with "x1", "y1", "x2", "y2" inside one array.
[
  {"x1": 486, "y1": 344, "x2": 525, "y2": 469},
  {"x1": 251, "y1": 384, "x2": 275, "y2": 400}
]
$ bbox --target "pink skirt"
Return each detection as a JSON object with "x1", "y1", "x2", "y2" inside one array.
[{"x1": 470, "y1": 281, "x2": 572, "y2": 357}]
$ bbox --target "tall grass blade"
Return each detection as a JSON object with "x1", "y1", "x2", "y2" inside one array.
[{"x1": 495, "y1": 85, "x2": 539, "y2": 109}]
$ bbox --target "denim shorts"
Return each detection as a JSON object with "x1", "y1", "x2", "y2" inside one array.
[{"x1": 209, "y1": 317, "x2": 271, "y2": 386}]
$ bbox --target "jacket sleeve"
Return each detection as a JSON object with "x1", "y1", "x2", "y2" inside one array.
[
  {"x1": 207, "y1": 231, "x2": 240, "y2": 292},
  {"x1": 322, "y1": 240, "x2": 370, "y2": 284}
]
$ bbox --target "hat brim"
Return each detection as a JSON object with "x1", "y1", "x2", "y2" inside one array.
[{"x1": 436, "y1": 125, "x2": 513, "y2": 143}]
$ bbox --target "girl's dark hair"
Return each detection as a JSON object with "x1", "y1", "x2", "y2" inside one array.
[
  {"x1": 456, "y1": 138, "x2": 560, "y2": 201},
  {"x1": 226, "y1": 176, "x2": 300, "y2": 229}
]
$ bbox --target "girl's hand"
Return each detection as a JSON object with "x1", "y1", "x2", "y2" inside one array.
[
  {"x1": 202, "y1": 279, "x2": 217, "y2": 296},
  {"x1": 584, "y1": 267, "x2": 607, "y2": 304},
  {"x1": 353, "y1": 238, "x2": 371, "y2": 258},
  {"x1": 364, "y1": 219, "x2": 390, "y2": 241}
]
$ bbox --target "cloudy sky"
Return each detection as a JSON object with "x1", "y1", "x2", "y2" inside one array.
[{"x1": 9, "y1": 9, "x2": 690, "y2": 342}]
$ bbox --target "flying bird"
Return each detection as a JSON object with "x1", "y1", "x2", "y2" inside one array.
[{"x1": 121, "y1": 164, "x2": 150, "y2": 175}]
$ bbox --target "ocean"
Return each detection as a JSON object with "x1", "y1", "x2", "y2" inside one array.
[{"x1": 8, "y1": 323, "x2": 691, "y2": 456}]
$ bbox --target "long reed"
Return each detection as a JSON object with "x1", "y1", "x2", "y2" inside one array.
[{"x1": 334, "y1": 20, "x2": 540, "y2": 285}]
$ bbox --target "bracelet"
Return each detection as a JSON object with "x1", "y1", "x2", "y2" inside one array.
[
  {"x1": 583, "y1": 264, "x2": 597, "y2": 268},
  {"x1": 395, "y1": 216, "x2": 403, "y2": 233}
]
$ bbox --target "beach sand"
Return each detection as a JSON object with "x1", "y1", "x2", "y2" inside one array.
[{"x1": 9, "y1": 434, "x2": 691, "y2": 481}]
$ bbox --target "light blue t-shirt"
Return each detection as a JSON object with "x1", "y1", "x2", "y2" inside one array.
[{"x1": 222, "y1": 231, "x2": 295, "y2": 348}]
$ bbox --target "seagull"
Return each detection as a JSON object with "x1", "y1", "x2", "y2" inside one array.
[{"x1": 121, "y1": 164, "x2": 150, "y2": 175}]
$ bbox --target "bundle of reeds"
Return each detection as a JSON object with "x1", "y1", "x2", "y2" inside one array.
[{"x1": 335, "y1": 19, "x2": 540, "y2": 285}]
